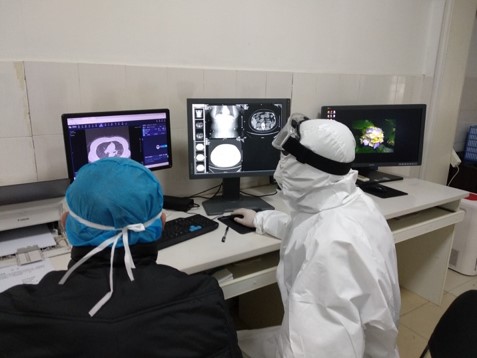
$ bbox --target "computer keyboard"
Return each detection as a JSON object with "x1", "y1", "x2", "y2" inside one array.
[{"x1": 157, "y1": 214, "x2": 219, "y2": 250}]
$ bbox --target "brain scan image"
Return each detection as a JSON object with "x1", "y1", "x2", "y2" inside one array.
[{"x1": 88, "y1": 136, "x2": 131, "y2": 163}]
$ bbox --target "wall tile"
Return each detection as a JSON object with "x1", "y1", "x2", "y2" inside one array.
[
  {"x1": 1, "y1": 61, "x2": 450, "y2": 189},
  {"x1": 203, "y1": 69, "x2": 236, "y2": 98},
  {"x1": 125, "y1": 65, "x2": 169, "y2": 109},
  {"x1": 266, "y1": 72, "x2": 292, "y2": 99},
  {"x1": 166, "y1": 67, "x2": 204, "y2": 128},
  {"x1": 291, "y1": 72, "x2": 318, "y2": 117},
  {"x1": 78, "y1": 63, "x2": 128, "y2": 111},
  {"x1": 315, "y1": 74, "x2": 361, "y2": 113},
  {"x1": 0, "y1": 137, "x2": 37, "y2": 185},
  {"x1": 33, "y1": 134, "x2": 68, "y2": 181},
  {"x1": 357, "y1": 75, "x2": 398, "y2": 104},
  {"x1": 421, "y1": 76, "x2": 434, "y2": 104},
  {"x1": 0, "y1": 62, "x2": 30, "y2": 138},
  {"x1": 395, "y1": 75, "x2": 427, "y2": 104},
  {"x1": 236, "y1": 71, "x2": 266, "y2": 98},
  {"x1": 25, "y1": 61, "x2": 81, "y2": 136},
  {"x1": 157, "y1": 67, "x2": 208, "y2": 196}
]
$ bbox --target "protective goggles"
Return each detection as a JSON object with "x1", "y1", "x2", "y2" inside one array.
[{"x1": 272, "y1": 113, "x2": 353, "y2": 176}]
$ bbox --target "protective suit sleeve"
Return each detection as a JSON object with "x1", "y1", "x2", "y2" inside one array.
[{"x1": 253, "y1": 210, "x2": 290, "y2": 240}]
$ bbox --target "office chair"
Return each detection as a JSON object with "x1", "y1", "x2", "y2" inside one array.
[{"x1": 419, "y1": 290, "x2": 477, "y2": 358}]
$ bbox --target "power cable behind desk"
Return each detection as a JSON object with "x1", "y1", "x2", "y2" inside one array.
[{"x1": 158, "y1": 214, "x2": 219, "y2": 250}]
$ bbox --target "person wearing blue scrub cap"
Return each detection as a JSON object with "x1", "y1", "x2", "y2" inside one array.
[
  {"x1": 0, "y1": 158, "x2": 242, "y2": 357},
  {"x1": 60, "y1": 157, "x2": 167, "y2": 316},
  {"x1": 64, "y1": 157, "x2": 165, "y2": 249}
]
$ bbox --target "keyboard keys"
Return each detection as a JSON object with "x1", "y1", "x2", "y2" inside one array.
[{"x1": 158, "y1": 214, "x2": 219, "y2": 250}]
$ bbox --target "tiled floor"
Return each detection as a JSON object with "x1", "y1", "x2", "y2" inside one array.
[
  {"x1": 397, "y1": 269, "x2": 477, "y2": 358},
  {"x1": 234, "y1": 268, "x2": 477, "y2": 357}
]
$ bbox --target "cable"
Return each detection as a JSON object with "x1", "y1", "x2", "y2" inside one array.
[
  {"x1": 187, "y1": 184, "x2": 222, "y2": 200},
  {"x1": 240, "y1": 188, "x2": 278, "y2": 198},
  {"x1": 447, "y1": 166, "x2": 460, "y2": 186}
]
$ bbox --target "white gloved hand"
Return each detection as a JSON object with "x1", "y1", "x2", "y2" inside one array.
[{"x1": 231, "y1": 208, "x2": 257, "y2": 228}]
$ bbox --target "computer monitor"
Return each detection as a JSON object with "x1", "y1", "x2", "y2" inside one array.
[
  {"x1": 62, "y1": 108, "x2": 172, "y2": 180},
  {"x1": 321, "y1": 104, "x2": 426, "y2": 183},
  {"x1": 187, "y1": 98, "x2": 291, "y2": 215}
]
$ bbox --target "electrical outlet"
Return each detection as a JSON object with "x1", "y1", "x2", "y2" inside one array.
[{"x1": 450, "y1": 149, "x2": 461, "y2": 168}]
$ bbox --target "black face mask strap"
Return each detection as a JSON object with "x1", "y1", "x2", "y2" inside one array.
[{"x1": 282, "y1": 137, "x2": 352, "y2": 176}]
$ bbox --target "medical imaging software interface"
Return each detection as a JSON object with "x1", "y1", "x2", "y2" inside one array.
[
  {"x1": 63, "y1": 110, "x2": 172, "y2": 179},
  {"x1": 189, "y1": 101, "x2": 287, "y2": 178}
]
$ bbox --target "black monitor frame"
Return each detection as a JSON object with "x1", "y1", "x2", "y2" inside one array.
[
  {"x1": 62, "y1": 108, "x2": 172, "y2": 180},
  {"x1": 187, "y1": 98, "x2": 291, "y2": 214},
  {"x1": 321, "y1": 104, "x2": 426, "y2": 183}
]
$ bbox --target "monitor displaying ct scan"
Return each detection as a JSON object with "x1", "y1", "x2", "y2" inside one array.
[{"x1": 62, "y1": 109, "x2": 172, "y2": 180}]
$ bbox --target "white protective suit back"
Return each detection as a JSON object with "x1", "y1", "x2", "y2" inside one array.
[{"x1": 241, "y1": 119, "x2": 401, "y2": 358}]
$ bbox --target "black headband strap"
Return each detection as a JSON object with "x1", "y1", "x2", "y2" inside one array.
[{"x1": 282, "y1": 137, "x2": 353, "y2": 176}]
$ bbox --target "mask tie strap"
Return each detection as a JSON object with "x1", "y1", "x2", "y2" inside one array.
[
  {"x1": 121, "y1": 214, "x2": 162, "y2": 281},
  {"x1": 58, "y1": 232, "x2": 122, "y2": 317},
  {"x1": 121, "y1": 223, "x2": 146, "y2": 281},
  {"x1": 59, "y1": 210, "x2": 162, "y2": 316},
  {"x1": 58, "y1": 234, "x2": 120, "y2": 285},
  {"x1": 88, "y1": 235, "x2": 120, "y2": 317}
]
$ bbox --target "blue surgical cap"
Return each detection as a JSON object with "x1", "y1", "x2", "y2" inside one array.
[{"x1": 65, "y1": 157, "x2": 164, "y2": 247}]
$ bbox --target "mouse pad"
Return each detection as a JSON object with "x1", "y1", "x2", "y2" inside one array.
[
  {"x1": 218, "y1": 216, "x2": 255, "y2": 234},
  {"x1": 361, "y1": 184, "x2": 408, "y2": 198}
]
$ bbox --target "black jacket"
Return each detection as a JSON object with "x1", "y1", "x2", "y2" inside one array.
[{"x1": 0, "y1": 242, "x2": 242, "y2": 358}]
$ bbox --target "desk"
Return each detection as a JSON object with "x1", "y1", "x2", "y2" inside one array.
[
  {"x1": 156, "y1": 178, "x2": 467, "y2": 305},
  {"x1": 52, "y1": 178, "x2": 467, "y2": 305}
]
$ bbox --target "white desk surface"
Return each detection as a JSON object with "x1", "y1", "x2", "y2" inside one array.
[
  {"x1": 155, "y1": 178, "x2": 468, "y2": 275},
  {"x1": 156, "y1": 186, "x2": 284, "y2": 275},
  {"x1": 369, "y1": 178, "x2": 468, "y2": 219},
  {"x1": 42, "y1": 178, "x2": 467, "y2": 304},
  {"x1": 49, "y1": 178, "x2": 468, "y2": 276}
]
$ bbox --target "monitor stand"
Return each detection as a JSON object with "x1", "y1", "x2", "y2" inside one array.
[
  {"x1": 357, "y1": 168, "x2": 403, "y2": 184},
  {"x1": 202, "y1": 178, "x2": 274, "y2": 216}
]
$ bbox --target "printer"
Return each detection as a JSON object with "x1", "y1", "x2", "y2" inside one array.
[{"x1": 0, "y1": 179, "x2": 71, "y2": 268}]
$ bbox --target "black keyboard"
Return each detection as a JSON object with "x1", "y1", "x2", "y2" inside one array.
[{"x1": 158, "y1": 214, "x2": 219, "y2": 250}]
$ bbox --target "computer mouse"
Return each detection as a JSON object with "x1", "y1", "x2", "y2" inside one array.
[{"x1": 229, "y1": 214, "x2": 244, "y2": 220}]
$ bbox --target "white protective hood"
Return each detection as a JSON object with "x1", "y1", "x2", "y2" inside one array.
[
  {"x1": 240, "y1": 119, "x2": 401, "y2": 358},
  {"x1": 273, "y1": 118, "x2": 358, "y2": 215}
]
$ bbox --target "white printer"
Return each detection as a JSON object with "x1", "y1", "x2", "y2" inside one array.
[{"x1": 0, "y1": 179, "x2": 71, "y2": 268}]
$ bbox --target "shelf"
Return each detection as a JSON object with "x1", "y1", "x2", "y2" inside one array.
[
  {"x1": 220, "y1": 251, "x2": 279, "y2": 299},
  {"x1": 388, "y1": 207, "x2": 465, "y2": 244}
]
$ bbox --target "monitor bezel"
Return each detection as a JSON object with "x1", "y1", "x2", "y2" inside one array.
[
  {"x1": 61, "y1": 108, "x2": 172, "y2": 180},
  {"x1": 187, "y1": 98, "x2": 291, "y2": 180},
  {"x1": 321, "y1": 104, "x2": 426, "y2": 170}
]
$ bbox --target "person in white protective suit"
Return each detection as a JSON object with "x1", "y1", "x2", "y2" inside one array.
[{"x1": 234, "y1": 114, "x2": 401, "y2": 358}]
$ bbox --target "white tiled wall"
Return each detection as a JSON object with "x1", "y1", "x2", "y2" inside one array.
[
  {"x1": 0, "y1": 62, "x2": 31, "y2": 138},
  {"x1": 26, "y1": 62, "x2": 81, "y2": 136},
  {"x1": 0, "y1": 60, "x2": 432, "y2": 194}
]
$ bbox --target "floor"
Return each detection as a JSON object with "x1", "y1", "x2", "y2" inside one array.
[
  {"x1": 397, "y1": 268, "x2": 477, "y2": 358},
  {"x1": 233, "y1": 268, "x2": 477, "y2": 357}
]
